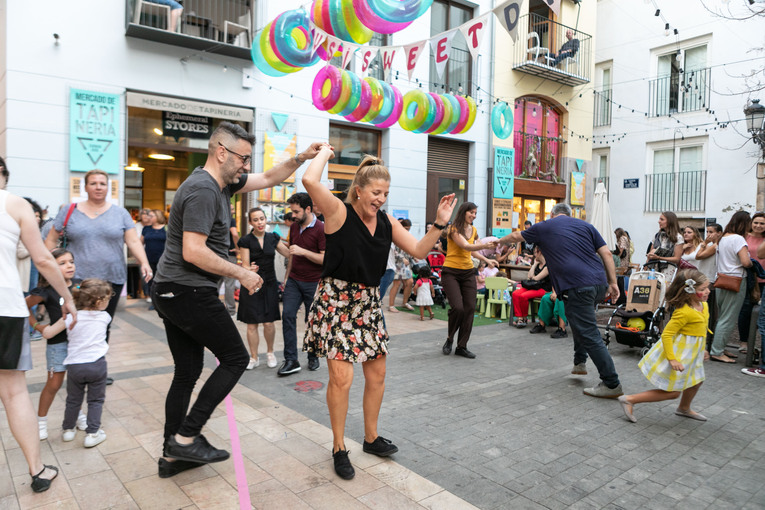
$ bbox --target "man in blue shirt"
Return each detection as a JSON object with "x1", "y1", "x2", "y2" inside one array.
[{"x1": 499, "y1": 203, "x2": 623, "y2": 398}]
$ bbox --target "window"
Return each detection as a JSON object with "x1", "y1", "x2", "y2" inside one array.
[
  {"x1": 594, "y1": 66, "x2": 611, "y2": 127},
  {"x1": 651, "y1": 44, "x2": 710, "y2": 116},
  {"x1": 646, "y1": 143, "x2": 706, "y2": 212},
  {"x1": 512, "y1": 97, "x2": 562, "y2": 182},
  {"x1": 329, "y1": 33, "x2": 392, "y2": 80},
  {"x1": 593, "y1": 149, "x2": 610, "y2": 195},
  {"x1": 429, "y1": 0, "x2": 473, "y2": 94},
  {"x1": 328, "y1": 124, "x2": 382, "y2": 200}
]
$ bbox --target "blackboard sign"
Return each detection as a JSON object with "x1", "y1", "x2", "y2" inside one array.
[
  {"x1": 705, "y1": 218, "x2": 717, "y2": 226},
  {"x1": 162, "y1": 111, "x2": 212, "y2": 140},
  {"x1": 623, "y1": 178, "x2": 639, "y2": 189}
]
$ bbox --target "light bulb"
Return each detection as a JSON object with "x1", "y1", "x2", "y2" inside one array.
[{"x1": 664, "y1": 23, "x2": 670, "y2": 36}]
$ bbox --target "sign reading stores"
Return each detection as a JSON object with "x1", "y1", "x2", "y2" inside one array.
[
  {"x1": 163, "y1": 111, "x2": 212, "y2": 140},
  {"x1": 69, "y1": 88, "x2": 120, "y2": 174}
]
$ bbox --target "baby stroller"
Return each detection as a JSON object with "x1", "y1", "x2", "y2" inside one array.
[
  {"x1": 603, "y1": 261, "x2": 676, "y2": 356},
  {"x1": 412, "y1": 259, "x2": 447, "y2": 309}
]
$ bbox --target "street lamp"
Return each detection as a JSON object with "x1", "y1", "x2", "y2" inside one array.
[{"x1": 744, "y1": 98, "x2": 765, "y2": 160}]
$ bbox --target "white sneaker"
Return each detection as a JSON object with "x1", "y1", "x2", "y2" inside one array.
[
  {"x1": 62, "y1": 429, "x2": 76, "y2": 442},
  {"x1": 246, "y1": 357, "x2": 259, "y2": 370},
  {"x1": 267, "y1": 353, "x2": 277, "y2": 368},
  {"x1": 83, "y1": 429, "x2": 106, "y2": 448},
  {"x1": 76, "y1": 412, "x2": 88, "y2": 431},
  {"x1": 38, "y1": 419, "x2": 48, "y2": 441}
]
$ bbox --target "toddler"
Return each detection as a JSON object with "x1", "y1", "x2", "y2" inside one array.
[
  {"x1": 414, "y1": 266, "x2": 435, "y2": 321},
  {"x1": 42, "y1": 278, "x2": 113, "y2": 447}
]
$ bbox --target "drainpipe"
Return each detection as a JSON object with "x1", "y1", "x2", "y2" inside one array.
[{"x1": 485, "y1": 0, "x2": 498, "y2": 235}]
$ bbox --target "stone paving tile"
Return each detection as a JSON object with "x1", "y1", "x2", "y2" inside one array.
[
  {"x1": 180, "y1": 475, "x2": 239, "y2": 510},
  {"x1": 68, "y1": 469, "x2": 136, "y2": 509},
  {"x1": 124, "y1": 475, "x2": 193, "y2": 510}
]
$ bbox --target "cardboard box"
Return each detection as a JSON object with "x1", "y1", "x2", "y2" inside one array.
[{"x1": 626, "y1": 278, "x2": 660, "y2": 313}]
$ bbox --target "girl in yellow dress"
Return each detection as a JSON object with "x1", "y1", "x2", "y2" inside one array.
[{"x1": 618, "y1": 269, "x2": 710, "y2": 423}]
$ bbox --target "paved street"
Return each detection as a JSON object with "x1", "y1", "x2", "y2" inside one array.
[{"x1": 2, "y1": 298, "x2": 764, "y2": 509}]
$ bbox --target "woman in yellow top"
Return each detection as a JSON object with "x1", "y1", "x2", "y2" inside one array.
[
  {"x1": 441, "y1": 202, "x2": 498, "y2": 358},
  {"x1": 617, "y1": 269, "x2": 710, "y2": 423}
]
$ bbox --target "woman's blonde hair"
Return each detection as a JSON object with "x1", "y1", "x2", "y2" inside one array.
[
  {"x1": 71, "y1": 278, "x2": 113, "y2": 310},
  {"x1": 83, "y1": 169, "x2": 108, "y2": 186},
  {"x1": 153, "y1": 209, "x2": 166, "y2": 225},
  {"x1": 345, "y1": 155, "x2": 390, "y2": 204},
  {"x1": 683, "y1": 225, "x2": 702, "y2": 248}
]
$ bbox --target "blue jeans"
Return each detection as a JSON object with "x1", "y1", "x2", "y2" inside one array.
[
  {"x1": 282, "y1": 278, "x2": 319, "y2": 363},
  {"x1": 562, "y1": 285, "x2": 620, "y2": 388},
  {"x1": 379, "y1": 269, "x2": 395, "y2": 300}
]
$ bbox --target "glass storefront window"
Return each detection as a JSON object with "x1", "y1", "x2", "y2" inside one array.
[{"x1": 328, "y1": 124, "x2": 381, "y2": 200}]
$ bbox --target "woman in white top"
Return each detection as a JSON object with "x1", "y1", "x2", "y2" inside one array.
[
  {"x1": 709, "y1": 212, "x2": 753, "y2": 363},
  {"x1": 0, "y1": 187, "x2": 76, "y2": 492},
  {"x1": 680, "y1": 225, "x2": 703, "y2": 268}
]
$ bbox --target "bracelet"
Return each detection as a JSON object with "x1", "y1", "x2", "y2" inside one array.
[
  {"x1": 433, "y1": 222, "x2": 446, "y2": 230},
  {"x1": 293, "y1": 154, "x2": 304, "y2": 164}
]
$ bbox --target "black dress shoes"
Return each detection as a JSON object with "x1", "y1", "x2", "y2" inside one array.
[
  {"x1": 442, "y1": 339, "x2": 453, "y2": 355},
  {"x1": 333, "y1": 449, "x2": 355, "y2": 480},
  {"x1": 277, "y1": 359, "x2": 301, "y2": 376},
  {"x1": 164, "y1": 434, "x2": 230, "y2": 463},
  {"x1": 307, "y1": 357, "x2": 320, "y2": 371},
  {"x1": 454, "y1": 347, "x2": 476, "y2": 359}
]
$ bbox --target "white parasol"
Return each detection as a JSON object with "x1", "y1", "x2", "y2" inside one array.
[{"x1": 589, "y1": 181, "x2": 616, "y2": 251}]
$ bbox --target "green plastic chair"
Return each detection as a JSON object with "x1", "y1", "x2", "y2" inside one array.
[{"x1": 484, "y1": 277, "x2": 510, "y2": 319}]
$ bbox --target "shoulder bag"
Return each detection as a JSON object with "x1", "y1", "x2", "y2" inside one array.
[
  {"x1": 713, "y1": 273, "x2": 743, "y2": 292},
  {"x1": 58, "y1": 203, "x2": 77, "y2": 248}
]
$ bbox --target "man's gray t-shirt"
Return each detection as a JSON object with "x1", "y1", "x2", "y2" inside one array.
[
  {"x1": 52, "y1": 205, "x2": 135, "y2": 284},
  {"x1": 155, "y1": 167, "x2": 247, "y2": 288}
]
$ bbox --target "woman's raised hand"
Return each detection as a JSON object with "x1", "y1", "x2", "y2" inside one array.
[{"x1": 435, "y1": 194, "x2": 457, "y2": 225}]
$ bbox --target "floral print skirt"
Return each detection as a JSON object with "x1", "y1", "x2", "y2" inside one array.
[{"x1": 303, "y1": 277, "x2": 389, "y2": 363}]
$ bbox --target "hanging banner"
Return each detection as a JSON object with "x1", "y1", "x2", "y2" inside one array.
[
  {"x1": 430, "y1": 30, "x2": 457, "y2": 79},
  {"x1": 324, "y1": 36, "x2": 342, "y2": 61},
  {"x1": 544, "y1": 0, "x2": 561, "y2": 17},
  {"x1": 459, "y1": 13, "x2": 489, "y2": 62},
  {"x1": 403, "y1": 40, "x2": 427, "y2": 81},
  {"x1": 341, "y1": 43, "x2": 359, "y2": 70},
  {"x1": 69, "y1": 88, "x2": 121, "y2": 174},
  {"x1": 571, "y1": 171, "x2": 585, "y2": 206},
  {"x1": 493, "y1": 0, "x2": 523, "y2": 42},
  {"x1": 310, "y1": 24, "x2": 327, "y2": 57},
  {"x1": 360, "y1": 46, "x2": 379, "y2": 74},
  {"x1": 380, "y1": 47, "x2": 398, "y2": 81}
]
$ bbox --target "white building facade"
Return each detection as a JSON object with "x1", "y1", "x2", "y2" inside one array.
[
  {"x1": 593, "y1": 0, "x2": 762, "y2": 258},
  {"x1": 0, "y1": 0, "x2": 498, "y2": 237}
]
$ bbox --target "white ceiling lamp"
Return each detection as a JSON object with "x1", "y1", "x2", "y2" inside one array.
[
  {"x1": 125, "y1": 163, "x2": 145, "y2": 172},
  {"x1": 148, "y1": 153, "x2": 175, "y2": 161}
]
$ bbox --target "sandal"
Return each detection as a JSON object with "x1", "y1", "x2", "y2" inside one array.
[
  {"x1": 515, "y1": 318, "x2": 527, "y2": 329},
  {"x1": 31, "y1": 465, "x2": 58, "y2": 493},
  {"x1": 388, "y1": 306, "x2": 399, "y2": 313},
  {"x1": 429, "y1": 313, "x2": 434, "y2": 320},
  {"x1": 722, "y1": 350, "x2": 739, "y2": 358}
]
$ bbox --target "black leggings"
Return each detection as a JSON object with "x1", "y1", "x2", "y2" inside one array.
[{"x1": 441, "y1": 266, "x2": 477, "y2": 349}]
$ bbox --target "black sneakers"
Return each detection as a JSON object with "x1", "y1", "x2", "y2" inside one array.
[
  {"x1": 529, "y1": 323, "x2": 546, "y2": 334},
  {"x1": 442, "y1": 339, "x2": 453, "y2": 355},
  {"x1": 158, "y1": 458, "x2": 205, "y2": 478},
  {"x1": 277, "y1": 359, "x2": 302, "y2": 376},
  {"x1": 164, "y1": 434, "x2": 230, "y2": 463},
  {"x1": 333, "y1": 449, "x2": 355, "y2": 480},
  {"x1": 550, "y1": 328, "x2": 568, "y2": 338},
  {"x1": 363, "y1": 436, "x2": 399, "y2": 457},
  {"x1": 307, "y1": 357, "x2": 320, "y2": 371},
  {"x1": 454, "y1": 347, "x2": 476, "y2": 359}
]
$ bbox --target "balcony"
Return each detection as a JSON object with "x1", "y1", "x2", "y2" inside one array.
[
  {"x1": 513, "y1": 132, "x2": 563, "y2": 183},
  {"x1": 594, "y1": 89, "x2": 611, "y2": 127},
  {"x1": 511, "y1": 14, "x2": 591, "y2": 86},
  {"x1": 645, "y1": 170, "x2": 707, "y2": 212},
  {"x1": 648, "y1": 66, "x2": 711, "y2": 117},
  {"x1": 126, "y1": 0, "x2": 253, "y2": 60}
]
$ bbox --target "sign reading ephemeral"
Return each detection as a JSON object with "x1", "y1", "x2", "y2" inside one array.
[
  {"x1": 162, "y1": 111, "x2": 212, "y2": 140},
  {"x1": 69, "y1": 88, "x2": 120, "y2": 174}
]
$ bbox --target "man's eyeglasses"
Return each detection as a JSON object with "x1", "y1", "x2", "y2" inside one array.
[{"x1": 218, "y1": 142, "x2": 251, "y2": 166}]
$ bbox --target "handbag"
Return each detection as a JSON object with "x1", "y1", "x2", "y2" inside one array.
[
  {"x1": 714, "y1": 273, "x2": 743, "y2": 292},
  {"x1": 521, "y1": 279, "x2": 544, "y2": 290},
  {"x1": 678, "y1": 258, "x2": 697, "y2": 270},
  {"x1": 58, "y1": 203, "x2": 77, "y2": 248}
]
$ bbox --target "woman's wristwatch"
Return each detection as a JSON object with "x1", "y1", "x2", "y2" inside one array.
[
  {"x1": 433, "y1": 222, "x2": 446, "y2": 230},
  {"x1": 293, "y1": 154, "x2": 304, "y2": 164}
]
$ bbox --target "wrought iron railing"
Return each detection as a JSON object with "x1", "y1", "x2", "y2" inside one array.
[
  {"x1": 648, "y1": 66, "x2": 711, "y2": 117},
  {"x1": 513, "y1": 132, "x2": 563, "y2": 183},
  {"x1": 645, "y1": 170, "x2": 707, "y2": 212},
  {"x1": 512, "y1": 13, "x2": 591, "y2": 85},
  {"x1": 594, "y1": 89, "x2": 612, "y2": 127},
  {"x1": 429, "y1": 46, "x2": 472, "y2": 95}
]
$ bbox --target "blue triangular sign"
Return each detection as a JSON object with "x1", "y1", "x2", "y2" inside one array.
[
  {"x1": 575, "y1": 159, "x2": 584, "y2": 171},
  {"x1": 271, "y1": 113, "x2": 288, "y2": 132}
]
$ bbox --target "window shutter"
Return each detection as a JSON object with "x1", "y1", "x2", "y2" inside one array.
[{"x1": 427, "y1": 138, "x2": 469, "y2": 176}]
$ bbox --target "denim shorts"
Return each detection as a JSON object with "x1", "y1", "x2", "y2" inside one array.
[
  {"x1": 146, "y1": 0, "x2": 182, "y2": 9},
  {"x1": 46, "y1": 342, "x2": 68, "y2": 373}
]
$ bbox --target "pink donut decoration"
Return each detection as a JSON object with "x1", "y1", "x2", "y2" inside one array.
[
  {"x1": 344, "y1": 78, "x2": 373, "y2": 122},
  {"x1": 311, "y1": 66, "x2": 343, "y2": 111},
  {"x1": 450, "y1": 94, "x2": 470, "y2": 134},
  {"x1": 423, "y1": 93, "x2": 445, "y2": 134},
  {"x1": 374, "y1": 84, "x2": 403, "y2": 129}
]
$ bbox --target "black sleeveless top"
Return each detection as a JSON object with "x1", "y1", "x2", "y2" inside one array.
[{"x1": 322, "y1": 203, "x2": 392, "y2": 286}]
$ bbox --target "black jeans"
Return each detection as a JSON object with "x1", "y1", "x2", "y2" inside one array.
[
  {"x1": 562, "y1": 285, "x2": 620, "y2": 388},
  {"x1": 152, "y1": 281, "x2": 249, "y2": 441},
  {"x1": 104, "y1": 282, "x2": 124, "y2": 343}
]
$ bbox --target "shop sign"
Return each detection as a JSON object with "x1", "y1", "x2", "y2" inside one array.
[
  {"x1": 623, "y1": 178, "x2": 639, "y2": 189},
  {"x1": 126, "y1": 92, "x2": 253, "y2": 122},
  {"x1": 162, "y1": 111, "x2": 212, "y2": 140},
  {"x1": 69, "y1": 88, "x2": 120, "y2": 174},
  {"x1": 705, "y1": 217, "x2": 717, "y2": 226},
  {"x1": 492, "y1": 198, "x2": 513, "y2": 237},
  {"x1": 493, "y1": 147, "x2": 515, "y2": 200},
  {"x1": 570, "y1": 171, "x2": 585, "y2": 206}
]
